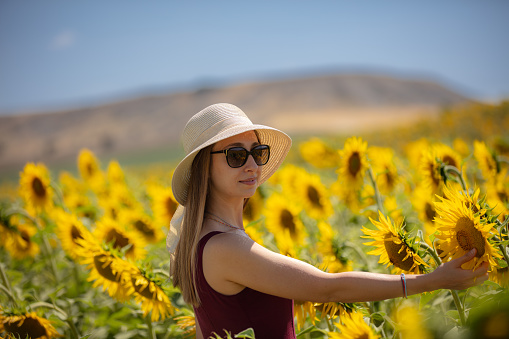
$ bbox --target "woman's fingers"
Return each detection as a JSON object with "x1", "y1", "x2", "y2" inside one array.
[{"x1": 454, "y1": 248, "x2": 477, "y2": 267}]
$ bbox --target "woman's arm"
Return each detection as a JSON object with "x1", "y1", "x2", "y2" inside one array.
[{"x1": 204, "y1": 233, "x2": 489, "y2": 303}]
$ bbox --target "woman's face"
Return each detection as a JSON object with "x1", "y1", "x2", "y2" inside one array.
[{"x1": 209, "y1": 131, "x2": 263, "y2": 203}]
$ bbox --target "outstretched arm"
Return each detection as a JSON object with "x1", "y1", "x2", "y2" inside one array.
[{"x1": 204, "y1": 233, "x2": 489, "y2": 303}]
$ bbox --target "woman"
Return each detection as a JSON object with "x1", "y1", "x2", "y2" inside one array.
[{"x1": 167, "y1": 103, "x2": 488, "y2": 338}]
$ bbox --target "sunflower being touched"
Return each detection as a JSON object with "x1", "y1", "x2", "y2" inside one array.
[
  {"x1": 121, "y1": 263, "x2": 175, "y2": 322},
  {"x1": 93, "y1": 217, "x2": 146, "y2": 260},
  {"x1": 338, "y1": 137, "x2": 369, "y2": 189},
  {"x1": 264, "y1": 193, "x2": 306, "y2": 255},
  {"x1": 329, "y1": 311, "x2": 380, "y2": 339},
  {"x1": 19, "y1": 162, "x2": 54, "y2": 213},
  {"x1": 299, "y1": 137, "x2": 339, "y2": 168},
  {"x1": 433, "y1": 186, "x2": 502, "y2": 271},
  {"x1": 0, "y1": 310, "x2": 61, "y2": 339},
  {"x1": 362, "y1": 211, "x2": 429, "y2": 274},
  {"x1": 75, "y1": 235, "x2": 131, "y2": 302}
]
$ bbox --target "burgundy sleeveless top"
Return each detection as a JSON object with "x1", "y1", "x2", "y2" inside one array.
[{"x1": 194, "y1": 231, "x2": 296, "y2": 338}]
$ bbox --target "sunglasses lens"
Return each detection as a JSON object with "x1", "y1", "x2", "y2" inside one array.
[
  {"x1": 252, "y1": 145, "x2": 270, "y2": 165},
  {"x1": 227, "y1": 148, "x2": 248, "y2": 168}
]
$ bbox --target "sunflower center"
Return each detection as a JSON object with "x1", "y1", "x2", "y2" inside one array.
[
  {"x1": 31, "y1": 177, "x2": 46, "y2": 198},
  {"x1": 384, "y1": 234, "x2": 414, "y2": 271},
  {"x1": 442, "y1": 155, "x2": 457, "y2": 168},
  {"x1": 131, "y1": 277, "x2": 155, "y2": 299},
  {"x1": 134, "y1": 220, "x2": 155, "y2": 238},
  {"x1": 455, "y1": 217, "x2": 485, "y2": 258},
  {"x1": 280, "y1": 209, "x2": 296, "y2": 237},
  {"x1": 429, "y1": 163, "x2": 440, "y2": 187},
  {"x1": 4, "y1": 316, "x2": 47, "y2": 338},
  {"x1": 356, "y1": 334, "x2": 370, "y2": 339},
  {"x1": 307, "y1": 186, "x2": 322, "y2": 207},
  {"x1": 93, "y1": 254, "x2": 118, "y2": 281},
  {"x1": 425, "y1": 202, "x2": 436, "y2": 223},
  {"x1": 105, "y1": 228, "x2": 133, "y2": 255},
  {"x1": 385, "y1": 170, "x2": 394, "y2": 189},
  {"x1": 348, "y1": 152, "x2": 361, "y2": 177},
  {"x1": 71, "y1": 225, "x2": 84, "y2": 244}
]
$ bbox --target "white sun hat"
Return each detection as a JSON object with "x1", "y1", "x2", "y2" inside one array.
[{"x1": 167, "y1": 103, "x2": 292, "y2": 254}]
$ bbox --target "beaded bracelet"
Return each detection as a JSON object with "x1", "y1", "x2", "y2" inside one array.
[{"x1": 400, "y1": 273, "x2": 408, "y2": 299}]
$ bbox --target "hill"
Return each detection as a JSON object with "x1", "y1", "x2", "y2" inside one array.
[{"x1": 0, "y1": 73, "x2": 472, "y2": 171}]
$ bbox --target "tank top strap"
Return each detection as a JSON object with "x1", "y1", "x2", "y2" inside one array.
[{"x1": 198, "y1": 231, "x2": 224, "y2": 250}]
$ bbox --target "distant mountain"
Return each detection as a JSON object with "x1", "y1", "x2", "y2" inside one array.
[{"x1": 0, "y1": 73, "x2": 472, "y2": 171}]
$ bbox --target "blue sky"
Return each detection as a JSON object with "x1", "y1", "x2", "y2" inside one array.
[{"x1": 1, "y1": 1, "x2": 508, "y2": 115}]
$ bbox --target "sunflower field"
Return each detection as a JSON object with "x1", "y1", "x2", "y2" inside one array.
[{"x1": 1, "y1": 101, "x2": 509, "y2": 339}]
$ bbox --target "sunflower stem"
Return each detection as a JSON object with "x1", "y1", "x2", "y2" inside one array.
[
  {"x1": 0, "y1": 284, "x2": 18, "y2": 307},
  {"x1": 419, "y1": 241, "x2": 442, "y2": 268},
  {"x1": 50, "y1": 181, "x2": 69, "y2": 213},
  {"x1": 450, "y1": 289, "x2": 466, "y2": 326},
  {"x1": 41, "y1": 232, "x2": 60, "y2": 283},
  {"x1": 443, "y1": 165, "x2": 467, "y2": 191},
  {"x1": 367, "y1": 167, "x2": 384, "y2": 215},
  {"x1": 145, "y1": 315, "x2": 156, "y2": 339},
  {"x1": 492, "y1": 234, "x2": 509, "y2": 265}
]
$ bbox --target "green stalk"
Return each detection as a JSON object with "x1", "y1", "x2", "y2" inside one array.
[
  {"x1": 419, "y1": 241, "x2": 467, "y2": 326},
  {"x1": 367, "y1": 167, "x2": 384, "y2": 215},
  {"x1": 451, "y1": 289, "x2": 466, "y2": 326},
  {"x1": 146, "y1": 315, "x2": 156, "y2": 339},
  {"x1": 443, "y1": 165, "x2": 467, "y2": 191}
]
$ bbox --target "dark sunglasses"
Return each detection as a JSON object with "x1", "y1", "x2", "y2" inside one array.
[{"x1": 211, "y1": 144, "x2": 270, "y2": 168}]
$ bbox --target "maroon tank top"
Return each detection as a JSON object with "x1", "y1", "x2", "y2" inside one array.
[{"x1": 194, "y1": 231, "x2": 296, "y2": 338}]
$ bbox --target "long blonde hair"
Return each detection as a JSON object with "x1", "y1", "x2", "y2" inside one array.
[{"x1": 171, "y1": 145, "x2": 212, "y2": 307}]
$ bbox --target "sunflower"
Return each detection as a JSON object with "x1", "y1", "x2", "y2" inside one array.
[
  {"x1": 338, "y1": 137, "x2": 369, "y2": 189},
  {"x1": 362, "y1": 211, "x2": 429, "y2": 274},
  {"x1": 368, "y1": 146, "x2": 399, "y2": 194},
  {"x1": 296, "y1": 171, "x2": 333, "y2": 221},
  {"x1": 77, "y1": 148, "x2": 105, "y2": 193},
  {"x1": 490, "y1": 266, "x2": 509, "y2": 288},
  {"x1": 486, "y1": 169, "x2": 509, "y2": 221},
  {"x1": 474, "y1": 140, "x2": 498, "y2": 180},
  {"x1": 433, "y1": 186, "x2": 502, "y2": 271},
  {"x1": 93, "y1": 217, "x2": 146, "y2": 260},
  {"x1": 412, "y1": 184, "x2": 438, "y2": 243},
  {"x1": 174, "y1": 314, "x2": 196, "y2": 337},
  {"x1": 121, "y1": 263, "x2": 175, "y2": 322},
  {"x1": 121, "y1": 208, "x2": 164, "y2": 244},
  {"x1": 107, "y1": 160, "x2": 126, "y2": 185},
  {"x1": 75, "y1": 235, "x2": 131, "y2": 302},
  {"x1": 19, "y1": 162, "x2": 54, "y2": 213},
  {"x1": 294, "y1": 300, "x2": 318, "y2": 330},
  {"x1": 264, "y1": 193, "x2": 306, "y2": 254},
  {"x1": 243, "y1": 188, "x2": 264, "y2": 224},
  {"x1": 54, "y1": 210, "x2": 92, "y2": 259},
  {"x1": 0, "y1": 311, "x2": 61, "y2": 339},
  {"x1": 419, "y1": 148, "x2": 443, "y2": 193},
  {"x1": 316, "y1": 221, "x2": 352, "y2": 273},
  {"x1": 434, "y1": 143, "x2": 462, "y2": 170},
  {"x1": 329, "y1": 311, "x2": 380, "y2": 339},
  {"x1": 5, "y1": 218, "x2": 40, "y2": 259},
  {"x1": 453, "y1": 137, "x2": 470, "y2": 158},
  {"x1": 393, "y1": 302, "x2": 432, "y2": 339},
  {"x1": 268, "y1": 164, "x2": 302, "y2": 196},
  {"x1": 404, "y1": 138, "x2": 430, "y2": 174},
  {"x1": 299, "y1": 137, "x2": 339, "y2": 168},
  {"x1": 147, "y1": 183, "x2": 178, "y2": 229}
]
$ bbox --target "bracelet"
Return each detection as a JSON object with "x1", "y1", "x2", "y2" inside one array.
[{"x1": 400, "y1": 273, "x2": 408, "y2": 299}]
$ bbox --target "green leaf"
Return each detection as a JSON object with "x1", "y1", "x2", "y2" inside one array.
[{"x1": 234, "y1": 327, "x2": 256, "y2": 338}]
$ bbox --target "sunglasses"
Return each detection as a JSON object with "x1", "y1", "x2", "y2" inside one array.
[{"x1": 211, "y1": 144, "x2": 270, "y2": 168}]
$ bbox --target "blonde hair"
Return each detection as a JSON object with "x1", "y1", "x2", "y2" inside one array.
[{"x1": 171, "y1": 145, "x2": 212, "y2": 307}]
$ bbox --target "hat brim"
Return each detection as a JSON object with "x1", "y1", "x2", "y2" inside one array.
[{"x1": 172, "y1": 124, "x2": 291, "y2": 205}]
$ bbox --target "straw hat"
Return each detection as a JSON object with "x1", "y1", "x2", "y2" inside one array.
[
  {"x1": 171, "y1": 103, "x2": 292, "y2": 206},
  {"x1": 167, "y1": 103, "x2": 291, "y2": 255}
]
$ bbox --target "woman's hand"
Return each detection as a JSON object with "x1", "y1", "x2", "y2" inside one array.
[{"x1": 430, "y1": 248, "x2": 489, "y2": 291}]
